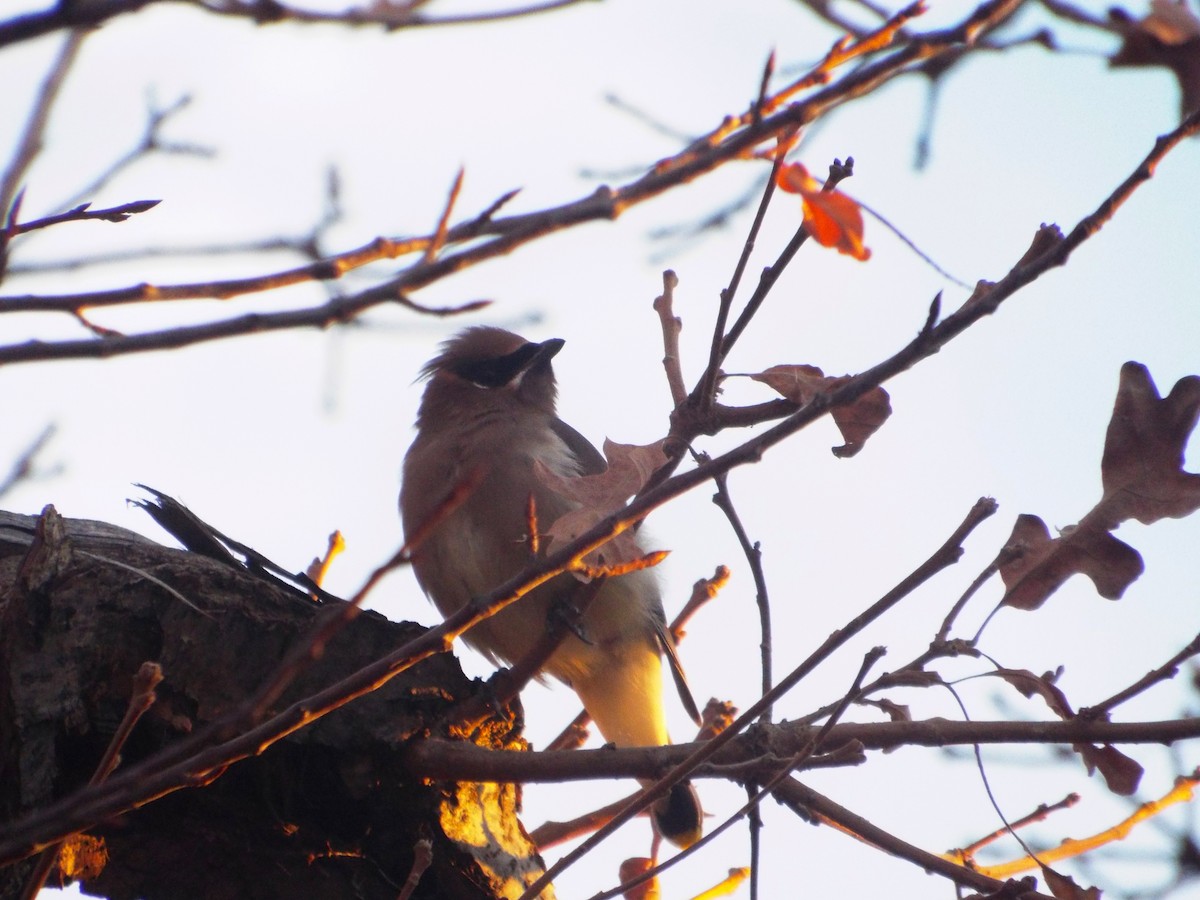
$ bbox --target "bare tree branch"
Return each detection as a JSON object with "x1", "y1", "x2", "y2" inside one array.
[
  {"x1": 0, "y1": 0, "x2": 1023, "y2": 365},
  {"x1": 0, "y1": 0, "x2": 594, "y2": 50},
  {"x1": 0, "y1": 29, "x2": 86, "y2": 277}
]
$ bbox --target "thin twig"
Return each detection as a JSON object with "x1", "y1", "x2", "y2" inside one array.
[
  {"x1": 936, "y1": 548, "x2": 1003, "y2": 640},
  {"x1": 51, "y1": 94, "x2": 213, "y2": 215},
  {"x1": 652, "y1": 270, "x2": 687, "y2": 407},
  {"x1": 718, "y1": 220, "x2": 810, "y2": 366},
  {"x1": 0, "y1": 30, "x2": 84, "y2": 286},
  {"x1": 11, "y1": 199, "x2": 161, "y2": 236},
  {"x1": 950, "y1": 792, "x2": 1080, "y2": 861},
  {"x1": 0, "y1": 29, "x2": 86, "y2": 230},
  {"x1": 423, "y1": 167, "x2": 464, "y2": 264},
  {"x1": 715, "y1": 154, "x2": 854, "y2": 363},
  {"x1": 709, "y1": 465, "x2": 773, "y2": 718},
  {"x1": 1082, "y1": 632, "x2": 1200, "y2": 721},
  {"x1": 0, "y1": 424, "x2": 57, "y2": 500}
]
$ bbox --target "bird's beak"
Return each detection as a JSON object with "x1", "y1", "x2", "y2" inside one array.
[
  {"x1": 485, "y1": 337, "x2": 564, "y2": 390},
  {"x1": 527, "y1": 338, "x2": 565, "y2": 370}
]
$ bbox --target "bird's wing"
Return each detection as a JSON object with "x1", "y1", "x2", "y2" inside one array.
[
  {"x1": 549, "y1": 417, "x2": 608, "y2": 476},
  {"x1": 656, "y1": 623, "x2": 702, "y2": 726}
]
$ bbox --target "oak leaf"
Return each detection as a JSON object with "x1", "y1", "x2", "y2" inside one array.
[
  {"x1": 999, "y1": 514, "x2": 1144, "y2": 611},
  {"x1": 1100, "y1": 361, "x2": 1200, "y2": 525},
  {"x1": 1000, "y1": 362, "x2": 1200, "y2": 611},
  {"x1": 775, "y1": 162, "x2": 871, "y2": 261},
  {"x1": 533, "y1": 439, "x2": 669, "y2": 576},
  {"x1": 750, "y1": 364, "x2": 891, "y2": 457}
]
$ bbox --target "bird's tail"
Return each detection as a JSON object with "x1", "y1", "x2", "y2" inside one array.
[
  {"x1": 650, "y1": 781, "x2": 703, "y2": 849},
  {"x1": 570, "y1": 639, "x2": 704, "y2": 849}
]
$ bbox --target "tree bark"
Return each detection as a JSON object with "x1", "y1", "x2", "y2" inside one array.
[{"x1": 0, "y1": 506, "x2": 551, "y2": 900}]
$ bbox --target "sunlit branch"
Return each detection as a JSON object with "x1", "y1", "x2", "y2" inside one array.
[
  {"x1": 964, "y1": 772, "x2": 1200, "y2": 879},
  {"x1": 946, "y1": 792, "x2": 1080, "y2": 863}
]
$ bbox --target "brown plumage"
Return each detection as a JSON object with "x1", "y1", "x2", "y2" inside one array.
[{"x1": 400, "y1": 326, "x2": 702, "y2": 848}]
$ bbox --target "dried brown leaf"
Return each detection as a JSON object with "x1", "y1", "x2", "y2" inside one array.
[
  {"x1": 999, "y1": 513, "x2": 1144, "y2": 611},
  {"x1": 1074, "y1": 743, "x2": 1144, "y2": 796},
  {"x1": 862, "y1": 697, "x2": 912, "y2": 722},
  {"x1": 992, "y1": 667, "x2": 1074, "y2": 719},
  {"x1": 1110, "y1": 0, "x2": 1200, "y2": 118},
  {"x1": 533, "y1": 439, "x2": 669, "y2": 573},
  {"x1": 1001, "y1": 363, "x2": 1200, "y2": 610},
  {"x1": 750, "y1": 364, "x2": 892, "y2": 457},
  {"x1": 988, "y1": 667, "x2": 1142, "y2": 795},
  {"x1": 1042, "y1": 865, "x2": 1102, "y2": 900},
  {"x1": 1100, "y1": 361, "x2": 1200, "y2": 525}
]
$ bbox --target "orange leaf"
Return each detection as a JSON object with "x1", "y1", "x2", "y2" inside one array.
[
  {"x1": 750, "y1": 363, "x2": 891, "y2": 457},
  {"x1": 775, "y1": 162, "x2": 870, "y2": 261}
]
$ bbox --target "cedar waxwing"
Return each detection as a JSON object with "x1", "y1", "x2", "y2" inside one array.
[{"x1": 400, "y1": 326, "x2": 703, "y2": 848}]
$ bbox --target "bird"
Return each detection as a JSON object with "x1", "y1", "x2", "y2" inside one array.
[{"x1": 399, "y1": 326, "x2": 703, "y2": 849}]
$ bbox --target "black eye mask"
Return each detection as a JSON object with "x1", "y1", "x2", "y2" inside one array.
[{"x1": 452, "y1": 339, "x2": 563, "y2": 388}]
